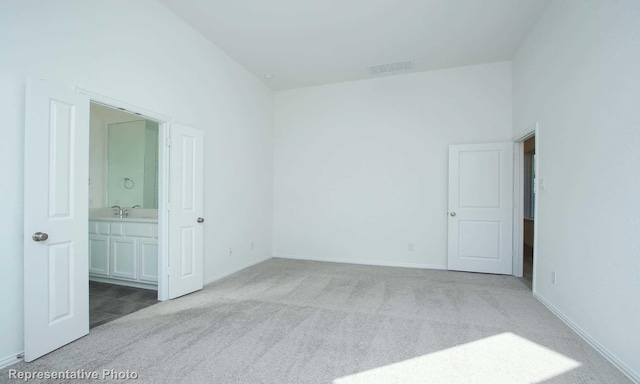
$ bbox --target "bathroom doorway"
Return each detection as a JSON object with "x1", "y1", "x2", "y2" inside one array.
[
  {"x1": 87, "y1": 103, "x2": 161, "y2": 328},
  {"x1": 24, "y1": 79, "x2": 204, "y2": 361}
]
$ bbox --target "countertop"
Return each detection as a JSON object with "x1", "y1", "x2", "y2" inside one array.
[{"x1": 89, "y1": 216, "x2": 158, "y2": 223}]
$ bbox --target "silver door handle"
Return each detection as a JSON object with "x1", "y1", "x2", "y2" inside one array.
[
  {"x1": 32, "y1": 232, "x2": 49, "y2": 242},
  {"x1": 197, "y1": 217, "x2": 205, "y2": 223},
  {"x1": 450, "y1": 212, "x2": 456, "y2": 217}
]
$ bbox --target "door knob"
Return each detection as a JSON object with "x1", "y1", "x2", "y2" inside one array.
[
  {"x1": 450, "y1": 212, "x2": 456, "y2": 217},
  {"x1": 32, "y1": 232, "x2": 49, "y2": 242},
  {"x1": 197, "y1": 217, "x2": 205, "y2": 223}
]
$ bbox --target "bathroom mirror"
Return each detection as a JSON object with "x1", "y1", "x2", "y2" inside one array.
[
  {"x1": 106, "y1": 120, "x2": 159, "y2": 209},
  {"x1": 89, "y1": 103, "x2": 160, "y2": 210}
]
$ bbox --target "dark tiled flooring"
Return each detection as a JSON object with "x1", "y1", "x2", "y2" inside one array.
[{"x1": 89, "y1": 281, "x2": 159, "y2": 328}]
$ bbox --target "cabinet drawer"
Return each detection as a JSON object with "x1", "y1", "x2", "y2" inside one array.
[
  {"x1": 125, "y1": 222, "x2": 157, "y2": 238},
  {"x1": 110, "y1": 222, "x2": 125, "y2": 236},
  {"x1": 89, "y1": 221, "x2": 110, "y2": 235}
]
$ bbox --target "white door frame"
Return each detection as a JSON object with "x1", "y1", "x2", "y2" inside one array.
[
  {"x1": 512, "y1": 123, "x2": 540, "y2": 293},
  {"x1": 75, "y1": 87, "x2": 172, "y2": 301}
]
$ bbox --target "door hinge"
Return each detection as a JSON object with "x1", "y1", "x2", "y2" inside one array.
[
  {"x1": 166, "y1": 203, "x2": 171, "y2": 212},
  {"x1": 166, "y1": 137, "x2": 172, "y2": 147}
]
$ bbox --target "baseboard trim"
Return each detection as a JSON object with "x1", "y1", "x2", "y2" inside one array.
[
  {"x1": 89, "y1": 276, "x2": 157, "y2": 290},
  {"x1": 275, "y1": 254, "x2": 447, "y2": 271},
  {"x1": 204, "y1": 255, "x2": 272, "y2": 286},
  {"x1": 534, "y1": 293, "x2": 639, "y2": 383},
  {"x1": 0, "y1": 353, "x2": 23, "y2": 370}
]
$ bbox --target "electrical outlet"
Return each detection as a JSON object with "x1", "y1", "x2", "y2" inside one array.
[
  {"x1": 408, "y1": 243, "x2": 415, "y2": 251},
  {"x1": 229, "y1": 247, "x2": 233, "y2": 256},
  {"x1": 551, "y1": 271, "x2": 556, "y2": 284},
  {"x1": 251, "y1": 241, "x2": 254, "y2": 250}
]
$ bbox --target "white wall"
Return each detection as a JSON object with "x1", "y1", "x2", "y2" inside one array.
[
  {"x1": 0, "y1": 0, "x2": 273, "y2": 363},
  {"x1": 513, "y1": 0, "x2": 640, "y2": 379},
  {"x1": 274, "y1": 62, "x2": 512, "y2": 268}
]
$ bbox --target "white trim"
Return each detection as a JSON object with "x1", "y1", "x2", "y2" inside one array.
[
  {"x1": 76, "y1": 87, "x2": 173, "y2": 302},
  {"x1": 157, "y1": 119, "x2": 169, "y2": 301},
  {"x1": 0, "y1": 353, "x2": 23, "y2": 369},
  {"x1": 512, "y1": 142, "x2": 524, "y2": 277},
  {"x1": 204, "y1": 256, "x2": 273, "y2": 286},
  {"x1": 535, "y1": 293, "x2": 640, "y2": 383},
  {"x1": 276, "y1": 255, "x2": 447, "y2": 271},
  {"x1": 75, "y1": 87, "x2": 172, "y2": 123}
]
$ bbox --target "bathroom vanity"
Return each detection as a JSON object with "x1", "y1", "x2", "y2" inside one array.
[{"x1": 88, "y1": 217, "x2": 158, "y2": 289}]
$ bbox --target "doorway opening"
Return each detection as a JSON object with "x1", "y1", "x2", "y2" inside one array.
[
  {"x1": 513, "y1": 123, "x2": 539, "y2": 291},
  {"x1": 521, "y1": 136, "x2": 536, "y2": 289},
  {"x1": 87, "y1": 102, "x2": 163, "y2": 328}
]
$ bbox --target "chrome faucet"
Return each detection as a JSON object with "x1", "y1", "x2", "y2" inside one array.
[{"x1": 111, "y1": 205, "x2": 127, "y2": 217}]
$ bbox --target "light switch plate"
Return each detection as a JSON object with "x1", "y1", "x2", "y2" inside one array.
[{"x1": 539, "y1": 178, "x2": 546, "y2": 191}]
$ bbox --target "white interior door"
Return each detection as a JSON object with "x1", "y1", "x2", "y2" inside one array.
[
  {"x1": 448, "y1": 143, "x2": 513, "y2": 274},
  {"x1": 24, "y1": 78, "x2": 90, "y2": 361},
  {"x1": 168, "y1": 123, "x2": 204, "y2": 299}
]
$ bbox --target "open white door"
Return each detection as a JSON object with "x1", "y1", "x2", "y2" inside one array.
[
  {"x1": 168, "y1": 123, "x2": 204, "y2": 299},
  {"x1": 448, "y1": 143, "x2": 513, "y2": 274},
  {"x1": 24, "y1": 79, "x2": 90, "y2": 361}
]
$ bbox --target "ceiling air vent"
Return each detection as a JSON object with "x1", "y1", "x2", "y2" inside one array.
[{"x1": 368, "y1": 60, "x2": 414, "y2": 76}]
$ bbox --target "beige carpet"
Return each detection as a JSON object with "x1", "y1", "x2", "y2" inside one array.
[{"x1": 1, "y1": 258, "x2": 630, "y2": 383}]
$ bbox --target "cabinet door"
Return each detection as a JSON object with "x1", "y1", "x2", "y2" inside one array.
[
  {"x1": 138, "y1": 238, "x2": 158, "y2": 283},
  {"x1": 89, "y1": 234, "x2": 109, "y2": 276},
  {"x1": 110, "y1": 237, "x2": 137, "y2": 280}
]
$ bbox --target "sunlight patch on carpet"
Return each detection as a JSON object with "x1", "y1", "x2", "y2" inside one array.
[{"x1": 333, "y1": 332, "x2": 581, "y2": 384}]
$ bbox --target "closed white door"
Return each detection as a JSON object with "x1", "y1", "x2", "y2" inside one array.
[
  {"x1": 448, "y1": 143, "x2": 513, "y2": 274},
  {"x1": 24, "y1": 78, "x2": 90, "y2": 361},
  {"x1": 168, "y1": 123, "x2": 204, "y2": 298}
]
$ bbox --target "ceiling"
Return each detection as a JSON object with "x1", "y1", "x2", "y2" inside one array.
[{"x1": 159, "y1": 0, "x2": 550, "y2": 90}]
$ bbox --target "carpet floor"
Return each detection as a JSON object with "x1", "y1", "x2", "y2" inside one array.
[{"x1": 1, "y1": 258, "x2": 630, "y2": 383}]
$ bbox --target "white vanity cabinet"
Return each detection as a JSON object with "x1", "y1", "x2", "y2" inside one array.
[
  {"x1": 88, "y1": 234, "x2": 109, "y2": 276},
  {"x1": 89, "y1": 219, "x2": 158, "y2": 288}
]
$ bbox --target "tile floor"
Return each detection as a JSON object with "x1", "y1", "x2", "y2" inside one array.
[{"x1": 89, "y1": 281, "x2": 159, "y2": 328}]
